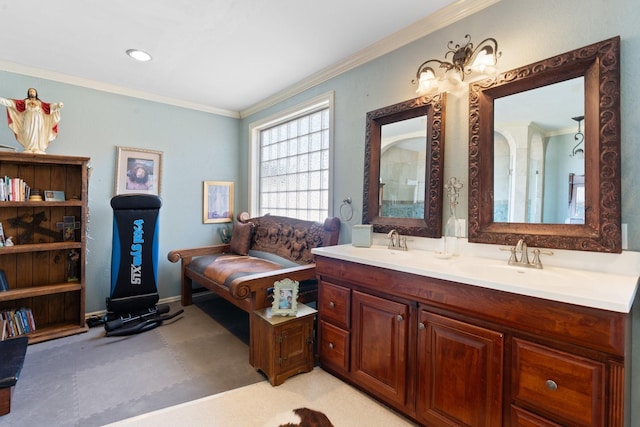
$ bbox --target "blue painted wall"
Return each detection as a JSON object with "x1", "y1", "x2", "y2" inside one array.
[{"x1": 0, "y1": 74, "x2": 240, "y2": 312}]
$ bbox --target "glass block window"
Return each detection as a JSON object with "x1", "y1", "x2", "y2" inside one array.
[{"x1": 250, "y1": 94, "x2": 332, "y2": 222}]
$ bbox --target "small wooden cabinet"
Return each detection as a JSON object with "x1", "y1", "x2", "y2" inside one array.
[
  {"x1": 0, "y1": 153, "x2": 89, "y2": 343},
  {"x1": 315, "y1": 254, "x2": 634, "y2": 427},
  {"x1": 251, "y1": 303, "x2": 316, "y2": 386}
]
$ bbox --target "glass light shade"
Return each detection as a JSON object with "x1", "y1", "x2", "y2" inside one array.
[
  {"x1": 416, "y1": 68, "x2": 437, "y2": 94},
  {"x1": 470, "y1": 47, "x2": 495, "y2": 73}
]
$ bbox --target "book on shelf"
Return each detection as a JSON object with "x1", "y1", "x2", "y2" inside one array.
[
  {"x1": 0, "y1": 176, "x2": 31, "y2": 201},
  {"x1": 1, "y1": 319, "x2": 7, "y2": 340},
  {"x1": 0, "y1": 308, "x2": 36, "y2": 338},
  {"x1": 0, "y1": 269, "x2": 8, "y2": 292}
]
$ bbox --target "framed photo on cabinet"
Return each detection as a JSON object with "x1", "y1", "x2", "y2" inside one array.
[
  {"x1": 115, "y1": 146, "x2": 163, "y2": 196},
  {"x1": 271, "y1": 278, "x2": 299, "y2": 316},
  {"x1": 203, "y1": 181, "x2": 233, "y2": 223}
]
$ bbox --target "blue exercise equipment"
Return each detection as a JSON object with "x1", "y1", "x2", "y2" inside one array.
[{"x1": 104, "y1": 194, "x2": 182, "y2": 336}]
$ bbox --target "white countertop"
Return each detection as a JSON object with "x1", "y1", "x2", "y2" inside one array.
[{"x1": 312, "y1": 243, "x2": 639, "y2": 313}]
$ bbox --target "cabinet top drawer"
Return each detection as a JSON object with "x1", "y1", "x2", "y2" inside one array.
[
  {"x1": 318, "y1": 281, "x2": 350, "y2": 328},
  {"x1": 512, "y1": 338, "x2": 605, "y2": 427}
]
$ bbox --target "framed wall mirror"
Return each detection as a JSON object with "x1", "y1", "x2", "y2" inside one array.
[
  {"x1": 468, "y1": 37, "x2": 621, "y2": 252},
  {"x1": 363, "y1": 93, "x2": 445, "y2": 237}
]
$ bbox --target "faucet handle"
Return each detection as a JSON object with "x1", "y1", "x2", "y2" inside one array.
[
  {"x1": 500, "y1": 246, "x2": 518, "y2": 265},
  {"x1": 531, "y1": 248, "x2": 553, "y2": 269},
  {"x1": 399, "y1": 236, "x2": 408, "y2": 251}
]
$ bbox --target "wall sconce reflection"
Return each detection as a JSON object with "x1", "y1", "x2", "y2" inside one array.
[
  {"x1": 570, "y1": 115, "x2": 585, "y2": 159},
  {"x1": 412, "y1": 34, "x2": 501, "y2": 94}
]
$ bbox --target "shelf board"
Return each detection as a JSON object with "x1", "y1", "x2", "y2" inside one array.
[
  {"x1": 0, "y1": 282, "x2": 83, "y2": 302},
  {"x1": 0, "y1": 241, "x2": 82, "y2": 254},
  {"x1": 27, "y1": 323, "x2": 89, "y2": 344},
  {"x1": 0, "y1": 200, "x2": 83, "y2": 207}
]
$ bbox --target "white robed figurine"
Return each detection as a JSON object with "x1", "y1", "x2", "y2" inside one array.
[{"x1": 0, "y1": 88, "x2": 63, "y2": 154}]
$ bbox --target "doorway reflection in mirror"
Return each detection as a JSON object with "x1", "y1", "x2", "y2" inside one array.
[{"x1": 493, "y1": 78, "x2": 585, "y2": 225}]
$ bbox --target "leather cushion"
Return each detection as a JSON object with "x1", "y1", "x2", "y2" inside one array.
[
  {"x1": 188, "y1": 251, "x2": 298, "y2": 288},
  {"x1": 202, "y1": 254, "x2": 282, "y2": 287},
  {"x1": 229, "y1": 221, "x2": 254, "y2": 255}
]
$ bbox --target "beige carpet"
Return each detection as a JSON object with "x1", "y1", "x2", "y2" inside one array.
[{"x1": 105, "y1": 367, "x2": 418, "y2": 427}]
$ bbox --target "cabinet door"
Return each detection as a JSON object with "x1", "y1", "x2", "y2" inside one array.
[
  {"x1": 351, "y1": 290, "x2": 409, "y2": 406},
  {"x1": 278, "y1": 317, "x2": 313, "y2": 373},
  {"x1": 417, "y1": 310, "x2": 504, "y2": 427}
]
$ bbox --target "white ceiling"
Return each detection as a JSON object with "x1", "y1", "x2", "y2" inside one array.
[{"x1": 0, "y1": 0, "x2": 490, "y2": 117}]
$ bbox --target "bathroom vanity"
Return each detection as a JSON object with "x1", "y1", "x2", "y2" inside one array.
[{"x1": 312, "y1": 244, "x2": 638, "y2": 427}]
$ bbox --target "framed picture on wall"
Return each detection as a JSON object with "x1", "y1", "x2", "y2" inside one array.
[
  {"x1": 115, "y1": 146, "x2": 163, "y2": 196},
  {"x1": 203, "y1": 181, "x2": 233, "y2": 223}
]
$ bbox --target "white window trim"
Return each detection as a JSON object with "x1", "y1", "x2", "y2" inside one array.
[{"x1": 248, "y1": 91, "x2": 334, "y2": 218}]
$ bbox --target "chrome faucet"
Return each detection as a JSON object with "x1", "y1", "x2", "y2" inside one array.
[
  {"x1": 506, "y1": 239, "x2": 553, "y2": 269},
  {"x1": 387, "y1": 229, "x2": 399, "y2": 249},
  {"x1": 514, "y1": 239, "x2": 530, "y2": 265},
  {"x1": 387, "y1": 229, "x2": 408, "y2": 251}
]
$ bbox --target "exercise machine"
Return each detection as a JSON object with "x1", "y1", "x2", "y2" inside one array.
[{"x1": 104, "y1": 194, "x2": 182, "y2": 336}]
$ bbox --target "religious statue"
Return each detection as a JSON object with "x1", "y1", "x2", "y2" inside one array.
[
  {"x1": 0, "y1": 88, "x2": 64, "y2": 154},
  {"x1": 67, "y1": 249, "x2": 80, "y2": 282}
]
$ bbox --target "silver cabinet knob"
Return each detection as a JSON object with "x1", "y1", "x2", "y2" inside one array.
[
  {"x1": 396, "y1": 314, "x2": 404, "y2": 322},
  {"x1": 418, "y1": 322, "x2": 426, "y2": 330},
  {"x1": 328, "y1": 342, "x2": 335, "y2": 349},
  {"x1": 329, "y1": 301, "x2": 335, "y2": 308},
  {"x1": 545, "y1": 379, "x2": 558, "y2": 391}
]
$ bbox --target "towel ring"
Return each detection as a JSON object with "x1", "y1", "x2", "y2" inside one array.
[{"x1": 340, "y1": 197, "x2": 353, "y2": 221}]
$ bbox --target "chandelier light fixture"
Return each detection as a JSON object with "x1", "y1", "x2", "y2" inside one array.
[
  {"x1": 570, "y1": 115, "x2": 585, "y2": 158},
  {"x1": 412, "y1": 34, "x2": 501, "y2": 94}
]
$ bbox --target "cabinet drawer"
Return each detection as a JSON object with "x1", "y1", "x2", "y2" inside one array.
[
  {"x1": 512, "y1": 338, "x2": 604, "y2": 426},
  {"x1": 319, "y1": 320, "x2": 349, "y2": 371},
  {"x1": 511, "y1": 405, "x2": 563, "y2": 426},
  {"x1": 319, "y1": 281, "x2": 350, "y2": 328}
]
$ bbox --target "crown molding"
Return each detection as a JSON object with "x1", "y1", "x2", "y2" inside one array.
[
  {"x1": 0, "y1": 60, "x2": 240, "y2": 119},
  {"x1": 240, "y1": 0, "x2": 501, "y2": 118}
]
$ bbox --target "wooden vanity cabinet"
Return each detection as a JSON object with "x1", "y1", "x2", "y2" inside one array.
[{"x1": 315, "y1": 255, "x2": 632, "y2": 427}]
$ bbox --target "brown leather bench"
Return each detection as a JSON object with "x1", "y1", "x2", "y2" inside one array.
[{"x1": 168, "y1": 213, "x2": 340, "y2": 314}]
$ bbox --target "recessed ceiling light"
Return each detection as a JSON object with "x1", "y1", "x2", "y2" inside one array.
[{"x1": 126, "y1": 49, "x2": 152, "y2": 62}]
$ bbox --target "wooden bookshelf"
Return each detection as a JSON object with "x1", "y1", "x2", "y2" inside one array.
[{"x1": 0, "y1": 152, "x2": 89, "y2": 343}]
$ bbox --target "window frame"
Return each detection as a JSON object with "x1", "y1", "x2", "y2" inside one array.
[{"x1": 249, "y1": 92, "x2": 334, "y2": 220}]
